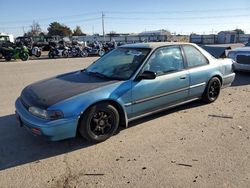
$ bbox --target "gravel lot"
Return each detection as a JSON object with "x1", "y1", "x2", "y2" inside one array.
[{"x1": 0, "y1": 57, "x2": 249, "y2": 188}]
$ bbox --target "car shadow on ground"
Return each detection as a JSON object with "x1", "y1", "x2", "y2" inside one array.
[
  {"x1": 0, "y1": 114, "x2": 93, "y2": 171},
  {"x1": 0, "y1": 100, "x2": 205, "y2": 171},
  {"x1": 231, "y1": 72, "x2": 250, "y2": 87}
]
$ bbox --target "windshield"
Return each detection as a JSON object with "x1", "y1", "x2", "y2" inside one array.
[
  {"x1": 0, "y1": 36, "x2": 9, "y2": 42},
  {"x1": 86, "y1": 47, "x2": 150, "y2": 80}
]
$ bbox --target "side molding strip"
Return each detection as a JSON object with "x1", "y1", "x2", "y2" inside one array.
[
  {"x1": 124, "y1": 82, "x2": 206, "y2": 107},
  {"x1": 128, "y1": 97, "x2": 200, "y2": 122},
  {"x1": 189, "y1": 82, "x2": 206, "y2": 89}
]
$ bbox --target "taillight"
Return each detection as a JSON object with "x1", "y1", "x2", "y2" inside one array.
[
  {"x1": 31, "y1": 128, "x2": 41, "y2": 135},
  {"x1": 231, "y1": 60, "x2": 236, "y2": 72}
]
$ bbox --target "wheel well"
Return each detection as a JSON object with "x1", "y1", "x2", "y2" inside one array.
[
  {"x1": 212, "y1": 75, "x2": 223, "y2": 85},
  {"x1": 77, "y1": 100, "x2": 127, "y2": 132}
]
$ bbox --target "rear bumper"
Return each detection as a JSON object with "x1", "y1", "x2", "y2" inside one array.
[
  {"x1": 15, "y1": 98, "x2": 78, "y2": 141},
  {"x1": 222, "y1": 73, "x2": 235, "y2": 88}
]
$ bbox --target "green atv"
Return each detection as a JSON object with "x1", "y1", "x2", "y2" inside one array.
[{"x1": 1, "y1": 45, "x2": 29, "y2": 61}]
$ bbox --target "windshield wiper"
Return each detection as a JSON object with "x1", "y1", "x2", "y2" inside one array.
[{"x1": 87, "y1": 71, "x2": 111, "y2": 80}]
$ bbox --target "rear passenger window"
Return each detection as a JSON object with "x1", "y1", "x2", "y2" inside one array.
[
  {"x1": 144, "y1": 46, "x2": 184, "y2": 76},
  {"x1": 183, "y1": 45, "x2": 208, "y2": 68}
]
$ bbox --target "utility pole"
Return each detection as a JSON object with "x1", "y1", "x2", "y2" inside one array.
[
  {"x1": 22, "y1": 26, "x2": 25, "y2": 35},
  {"x1": 102, "y1": 12, "x2": 105, "y2": 42}
]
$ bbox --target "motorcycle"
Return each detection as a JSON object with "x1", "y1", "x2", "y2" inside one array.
[
  {"x1": 68, "y1": 45, "x2": 87, "y2": 57},
  {"x1": 48, "y1": 46, "x2": 69, "y2": 58},
  {"x1": 102, "y1": 41, "x2": 117, "y2": 54},
  {"x1": 1, "y1": 45, "x2": 29, "y2": 61},
  {"x1": 28, "y1": 46, "x2": 42, "y2": 57},
  {"x1": 84, "y1": 42, "x2": 105, "y2": 57}
]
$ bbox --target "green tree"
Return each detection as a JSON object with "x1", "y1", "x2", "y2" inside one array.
[
  {"x1": 47, "y1": 22, "x2": 72, "y2": 36},
  {"x1": 233, "y1": 29, "x2": 245, "y2": 34},
  {"x1": 72, "y1": 26, "x2": 86, "y2": 36}
]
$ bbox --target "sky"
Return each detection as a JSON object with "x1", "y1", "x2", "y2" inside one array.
[{"x1": 0, "y1": 0, "x2": 249, "y2": 37}]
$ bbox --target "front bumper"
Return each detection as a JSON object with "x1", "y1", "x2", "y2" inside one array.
[
  {"x1": 234, "y1": 62, "x2": 250, "y2": 72},
  {"x1": 15, "y1": 98, "x2": 78, "y2": 141}
]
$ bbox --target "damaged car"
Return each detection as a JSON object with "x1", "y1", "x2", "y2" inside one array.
[{"x1": 15, "y1": 42, "x2": 235, "y2": 142}]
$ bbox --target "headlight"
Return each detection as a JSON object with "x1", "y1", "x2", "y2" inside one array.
[{"x1": 29, "y1": 107, "x2": 64, "y2": 120}]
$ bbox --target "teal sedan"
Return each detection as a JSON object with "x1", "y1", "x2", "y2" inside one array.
[{"x1": 15, "y1": 42, "x2": 235, "y2": 142}]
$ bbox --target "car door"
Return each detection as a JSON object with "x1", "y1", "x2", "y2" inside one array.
[
  {"x1": 130, "y1": 45, "x2": 190, "y2": 118},
  {"x1": 182, "y1": 45, "x2": 211, "y2": 98}
]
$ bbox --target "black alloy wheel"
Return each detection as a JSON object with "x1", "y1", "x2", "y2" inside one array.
[
  {"x1": 90, "y1": 111, "x2": 114, "y2": 136},
  {"x1": 202, "y1": 77, "x2": 221, "y2": 103},
  {"x1": 79, "y1": 102, "x2": 119, "y2": 143}
]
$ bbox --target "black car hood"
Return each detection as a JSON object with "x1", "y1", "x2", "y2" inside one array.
[{"x1": 21, "y1": 71, "x2": 119, "y2": 109}]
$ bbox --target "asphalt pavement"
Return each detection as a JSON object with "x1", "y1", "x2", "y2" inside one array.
[{"x1": 0, "y1": 57, "x2": 249, "y2": 188}]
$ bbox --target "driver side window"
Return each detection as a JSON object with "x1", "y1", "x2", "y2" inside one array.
[{"x1": 144, "y1": 46, "x2": 184, "y2": 76}]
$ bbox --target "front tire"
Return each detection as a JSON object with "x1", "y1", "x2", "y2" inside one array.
[
  {"x1": 63, "y1": 50, "x2": 69, "y2": 58},
  {"x1": 202, "y1": 77, "x2": 221, "y2": 103},
  {"x1": 83, "y1": 50, "x2": 88, "y2": 57},
  {"x1": 98, "y1": 49, "x2": 105, "y2": 56},
  {"x1": 20, "y1": 53, "x2": 29, "y2": 61},
  {"x1": 79, "y1": 103, "x2": 119, "y2": 143}
]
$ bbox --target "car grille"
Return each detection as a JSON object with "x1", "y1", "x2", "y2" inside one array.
[{"x1": 236, "y1": 55, "x2": 250, "y2": 65}]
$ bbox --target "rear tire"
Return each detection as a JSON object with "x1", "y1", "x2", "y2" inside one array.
[
  {"x1": 35, "y1": 51, "x2": 41, "y2": 57},
  {"x1": 202, "y1": 77, "x2": 221, "y2": 103},
  {"x1": 48, "y1": 51, "x2": 54, "y2": 58},
  {"x1": 5, "y1": 54, "x2": 12, "y2": 61},
  {"x1": 79, "y1": 51, "x2": 85, "y2": 57},
  {"x1": 79, "y1": 102, "x2": 119, "y2": 143}
]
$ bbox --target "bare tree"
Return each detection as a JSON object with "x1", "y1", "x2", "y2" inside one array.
[{"x1": 30, "y1": 21, "x2": 42, "y2": 36}]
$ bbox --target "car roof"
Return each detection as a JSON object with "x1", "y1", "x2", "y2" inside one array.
[{"x1": 120, "y1": 42, "x2": 195, "y2": 49}]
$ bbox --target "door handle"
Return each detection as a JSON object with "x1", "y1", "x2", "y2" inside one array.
[{"x1": 180, "y1": 76, "x2": 186, "y2": 79}]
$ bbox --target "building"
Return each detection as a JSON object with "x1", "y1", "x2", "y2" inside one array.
[
  {"x1": 217, "y1": 31, "x2": 238, "y2": 44},
  {"x1": 72, "y1": 29, "x2": 171, "y2": 43}
]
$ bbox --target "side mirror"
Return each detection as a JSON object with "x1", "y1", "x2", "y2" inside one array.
[{"x1": 137, "y1": 70, "x2": 156, "y2": 80}]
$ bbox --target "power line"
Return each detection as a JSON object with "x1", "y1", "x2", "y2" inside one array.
[
  {"x1": 1, "y1": 7, "x2": 249, "y2": 25},
  {"x1": 106, "y1": 14, "x2": 250, "y2": 21},
  {"x1": 0, "y1": 12, "x2": 101, "y2": 24},
  {"x1": 0, "y1": 17, "x2": 101, "y2": 30},
  {"x1": 3, "y1": 13, "x2": 248, "y2": 29},
  {"x1": 105, "y1": 7, "x2": 250, "y2": 14},
  {"x1": 105, "y1": 21, "x2": 248, "y2": 26}
]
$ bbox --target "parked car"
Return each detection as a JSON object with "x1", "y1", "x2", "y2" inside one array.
[
  {"x1": 15, "y1": 42, "x2": 235, "y2": 142},
  {"x1": 227, "y1": 47, "x2": 250, "y2": 72},
  {"x1": 201, "y1": 44, "x2": 231, "y2": 58}
]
